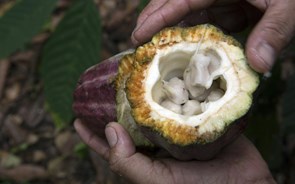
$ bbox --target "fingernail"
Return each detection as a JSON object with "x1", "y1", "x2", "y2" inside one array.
[
  {"x1": 131, "y1": 23, "x2": 142, "y2": 46},
  {"x1": 131, "y1": 29, "x2": 139, "y2": 46},
  {"x1": 134, "y1": 23, "x2": 140, "y2": 32},
  {"x1": 131, "y1": 32, "x2": 139, "y2": 46},
  {"x1": 132, "y1": 24, "x2": 140, "y2": 38},
  {"x1": 105, "y1": 126, "x2": 117, "y2": 148},
  {"x1": 256, "y1": 42, "x2": 276, "y2": 71}
]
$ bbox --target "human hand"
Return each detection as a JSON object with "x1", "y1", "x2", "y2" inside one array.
[
  {"x1": 74, "y1": 119, "x2": 275, "y2": 184},
  {"x1": 131, "y1": 0, "x2": 295, "y2": 73}
]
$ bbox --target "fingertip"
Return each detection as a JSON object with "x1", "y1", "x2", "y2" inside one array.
[
  {"x1": 74, "y1": 119, "x2": 88, "y2": 136},
  {"x1": 106, "y1": 122, "x2": 127, "y2": 135},
  {"x1": 107, "y1": 122, "x2": 134, "y2": 145},
  {"x1": 246, "y1": 30, "x2": 277, "y2": 73},
  {"x1": 106, "y1": 122, "x2": 120, "y2": 129},
  {"x1": 73, "y1": 119, "x2": 82, "y2": 129},
  {"x1": 105, "y1": 124, "x2": 118, "y2": 148},
  {"x1": 106, "y1": 122, "x2": 136, "y2": 158},
  {"x1": 246, "y1": 45, "x2": 274, "y2": 73},
  {"x1": 244, "y1": 0, "x2": 295, "y2": 73},
  {"x1": 131, "y1": 25, "x2": 147, "y2": 46},
  {"x1": 131, "y1": 31, "x2": 140, "y2": 46}
]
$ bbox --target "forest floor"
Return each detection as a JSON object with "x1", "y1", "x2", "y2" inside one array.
[{"x1": 0, "y1": 0, "x2": 294, "y2": 183}]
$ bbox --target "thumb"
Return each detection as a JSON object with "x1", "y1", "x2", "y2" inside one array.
[
  {"x1": 105, "y1": 122, "x2": 136, "y2": 159},
  {"x1": 105, "y1": 123, "x2": 167, "y2": 184},
  {"x1": 246, "y1": 0, "x2": 295, "y2": 73}
]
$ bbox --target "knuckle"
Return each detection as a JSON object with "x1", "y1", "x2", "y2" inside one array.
[
  {"x1": 86, "y1": 134, "x2": 95, "y2": 147},
  {"x1": 182, "y1": 0, "x2": 193, "y2": 11},
  {"x1": 108, "y1": 152, "x2": 124, "y2": 174},
  {"x1": 109, "y1": 159, "x2": 120, "y2": 172},
  {"x1": 158, "y1": 10, "x2": 169, "y2": 25},
  {"x1": 152, "y1": 160, "x2": 177, "y2": 184}
]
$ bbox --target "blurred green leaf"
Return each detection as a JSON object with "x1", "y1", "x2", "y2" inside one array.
[
  {"x1": 282, "y1": 73, "x2": 295, "y2": 134},
  {"x1": 41, "y1": 0, "x2": 102, "y2": 128},
  {"x1": 74, "y1": 143, "x2": 89, "y2": 158},
  {"x1": 0, "y1": 0, "x2": 57, "y2": 59}
]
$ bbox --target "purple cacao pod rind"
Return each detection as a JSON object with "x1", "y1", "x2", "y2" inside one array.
[
  {"x1": 140, "y1": 117, "x2": 248, "y2": 160},
  {"x1": 73, "y1": 55, "x2": 121, "y2": 137}
]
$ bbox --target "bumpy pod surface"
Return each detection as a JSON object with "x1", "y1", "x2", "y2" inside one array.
[{"x1": 73, "y1": 24, "x2": 259, "y2": 160}]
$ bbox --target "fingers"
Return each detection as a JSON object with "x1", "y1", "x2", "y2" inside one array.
[
  {"x1": 136, "y1": 0, "x2": 168, "y2": 27},
  {"x1": 105, "y1": 122, "x2": 136, "y2": 158},
  {"x1": 132, "y1": 0, "x2": 216, "y2": 45},
  {"x1": 75, "y1": 120, "x2": 169, "y2": 183},
  {"x1": 74, "y1": 119, "x2": 110, "y2": 160},
  {"x1": 105, "y1": 122, "x2": 170, "y2": 184},
  {"x1": 246, "y1": 0, "x2": 295, "y2": 72}
]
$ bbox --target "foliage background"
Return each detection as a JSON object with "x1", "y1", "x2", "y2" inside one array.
[{"x1": 0, "y1": 0, "x2": 294, "y2": 183}]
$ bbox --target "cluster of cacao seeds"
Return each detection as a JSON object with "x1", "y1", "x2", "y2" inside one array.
[{"x1": 160, "y1": 52, "x2": 225, "y2": 115}]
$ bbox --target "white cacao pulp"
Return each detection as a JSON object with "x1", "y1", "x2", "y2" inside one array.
[
  {"x1": 159, "y1": 48, "x2": 225, "y2": 116},
  {"x1": 144, "y1": 39, "x2": 254, "y2": 133}
]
